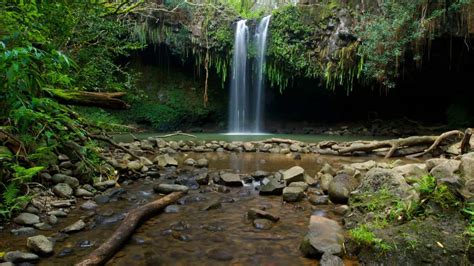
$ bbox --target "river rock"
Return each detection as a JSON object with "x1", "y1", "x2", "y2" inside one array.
[
  {"x1": 328, "y1": 174, "x2": 359, "y2": 204},
  {"x1": 153, "y1": 183, "x2": 189, "y2": 194},
  {"x1": 430, "y1": 159, "x2": 461, "y2": 180},
  {"x1": 11, "y1": 227, "x2": 36, "y2": 236},
  {"x1": 220, "y1": 173, "x2": 242, "y2": 186},
  {"x1": 52, "y1": 183, "x2": 73, "y2": 198},
  {"x1": 127, "y1": 160, "x2": 143, "y2": 171},
  {"x1": 80, "y1": 200, "x2": 98, "y2": 210},
  {"x1": 350, "y1": 160, "x2": 376, "y2": 171},
  {"x1": 247, "y1": 208, "x2": 280, "y2": 222},
  {"x1": 34, "y1": 223, "x2": 52, "y2": 231},
  {"x1": 393, "y1": 163, "x2": 429, "y2": 183},
  {"x1": 27, "y1": 235, "x2": 54, "y2": 256},
  {"x1": 300, "y1": 215, "x2": 343, "y2": 257},
  {"x1": 320, "y1": 163, "x2": 336, "y2": 176},
  {"x1": 283, "y1": 186, "x2": 305, "y2": 202},
  {"x1": 154, "y1": 154, "x2": 178, "y2": 167},
  {"x1": 425, "y1": 158, "x2": 449, "y2": 171},
  {"x1": 48, "y1": 215, "x2": 58, "y2": 225},
  {"x1": 460, "y1": 152, "x2": 474, "y2": 180},
  {"x1": 196, "y1": 158, "x2": 209, "y2": 168},
  {"x1": 164, "y1": 205, "x2": 180, "y2": 213},
  {"x1": 358, "y1": 168, "x2": 419, "y2": 201},
  {"x1": 259, "y1": 178, "x2": 286, "y2": 195},
  {"x1": 4, "y1": 251, "x2": 39, "y2": 263},
  {"x1": 63, "y1": 219, "x2": 86, "y2": 233},
  {"x1": 184, "y1": 158, "x2": 196, "y2": 166},
  {"x1": 309, "y1": 195, "x2": 329, "y2": 205},
  {"x1": 289, "y1": 181, "x2": 309, "y2": 191},
  {"x1": 14, "y1": 213, "x2": 40, "y2": 225},
  {"x1": 25, "y1": 206, "x2": 38, "y2": 214},
  {"x1": 253, "y1": 219, "x2": 273, "y2": 230},
  {"x1": 140, "y1": 156, "x2": 153, "y2": 166},
  {"x1": 52, "y1": 174, "x2": 79, "y2": 188},
  {"x1": 75, "y1": 188, "x2": 94, "y2": 197},
  {"x1": 320, "y1": 173, "x2": 333, "y2": 193},
  {"x1": 320, "y1": 253, "x2": 344, "y2": 266},
  {"x1": 93, "y1": 180, "x2": 116, "y2": 190},
  {"x1": 304, "y1": 175, "x2": 317, "y2": 186},
  {"x1": 283, "y1": 166, "x2": 305, "y2": 184}
]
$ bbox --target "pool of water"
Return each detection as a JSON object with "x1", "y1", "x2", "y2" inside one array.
[{"x1": 112, "y1": 132, "x2": 389, "y2": 143}]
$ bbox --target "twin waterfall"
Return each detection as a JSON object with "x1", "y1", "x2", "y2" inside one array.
[{"x1": 228, "y1": 16, "x2": 271, "y2": 134}]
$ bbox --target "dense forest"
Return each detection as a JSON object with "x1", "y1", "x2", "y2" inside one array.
[{"x1": 1, "y1": 0, "x2": 474, "y2": 265}]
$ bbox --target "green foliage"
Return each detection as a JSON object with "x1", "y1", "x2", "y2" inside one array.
[
  {"x1": 463, "y1": 201, "x2": 474, "y2": 241},
  {"x1": 350, "y1": 225, "x2": 393, "y2": 252}
]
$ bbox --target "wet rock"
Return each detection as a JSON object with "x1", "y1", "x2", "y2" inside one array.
[
  {"x1": 253, "y1": 219, "x2": 273, "y2": 230},
  {"x1": 11, "y1": 227, "x2": 36, "y2": 236},
  {"x1": 202, "y1": 201, "x2": 222, "y2": 211},
  {"x1": 328, "y1": 174, "x2": 359, "y2": 204},
  {"x1": 430, "y1": 159, "x2": 461, "y2": 180},
  {"x1": 320, "y1": 253, "x2": 344, "y2": 266},
  {"x1": 140, "y1": 156, "x2": 153, "y2": 166},
  {"x1": 358, "y1": 168, "x2": 419, "y2": 201},
  {"x1": 309, "y1": 195, "x2": 329, "y2": 205},
  {"x1": 178, "y1": 195, "x2": 208, "y2": 205},
  {"x1": 27, "y1": 235, "x2": 54, "y2": 256},
  {"x1": 282, "y1": 166, "x2": 305, "y2": 184},
  {"x1": 283, "y1": 186, "x2": 305, "y2": 202},
  {"x1": 51, "y1": 200, "x2": 74, "y2": 208},
  {"x1": 164, "y1": 205, "x2": 180, "y2": 213},
  {"x1": 195, "y1": 172, "x2": 209, "y2": 185},
  {"x1": 304, "y1": 175, "x2": 317, "y2": 186},
  {"x1": 57, "y1": 248, "x2": 74, "y2": 257},
  {"x1": 77, "y1": 240, "x2": 95, "y2": 248},
  {"x1": 63, "y1": 220, "x2": 86, "y2": 233},
  {"x1": 52, "y1": 174, "x2": 79, "y2": 188},
  {"x1": 58, "y1": 154, "x2": 69, "y2": 161},
  {"x1": 259, "y1": 178, "x2": 286, "y2": 195},
  {"x1": 33, "y1": 223, "x2": 52, "y2": 231},
  {"x1": 80, "y1": 200, "x2": 98, "y2": 210},
  {"x1": 25, "y1": 206, "x2": 39, "y2": 214},
  {"x1": 153, "y1": 183, "x2": 189, "y2": 194},
  {"x1": 59, "y1": 161, "x2": 73, "y2": 169},
  {"x1": 320, "y1": 163, "x2": 336, "y2": 176},
  {"x1": 252, "y1": 170, "x2": 269, "y2": 179},
  {"x1": 52, "y1": 183, "x2": 73, "y2": 198},
  {"x1": 127, "y1": 160, "x2": 143, "y2": 171},
  {"x1": 460, "y1": 152, "x2": 474, "y2": 180},
  {"x1": 289, "y1": 181, "x2": 309, "y2": 191},
  {"x1": 320, "y1": 173, "x2": 333, "y2": 193},
  {"x1": 196, "y1": 158, "x2": 209, "y2": 168},
  {"x1": 425, "y1": 158, "x2": 449, "y2": 171},
  {"x1": 154, "y1": 154, "x2": 178, "y2": 167},
  {"x1": 94, "y1": 194, "x2": 110, "y2": 204},
  {"x1": 48, "y1": 210, "x2": 68, "y2": 217},
  {"x1": 14, "y1": 213, "x2": 40, "y2": 225},
  {"x1": 290, "y1": 143, "x2": 302, "y2": 152},
  {"x1": 75, "y1": 188, "x2": 94, "y2": 197},
  {"x1": 184, "y1": 158, "x2": 196, "y2": 166},
  {"x1": 350, "y1": 160, "x2": 376, "y2": 171},
  {"x1": 48, "y1": 215, "x2": 58, "y2": 225},
  {"x1": 95, "y1": 213, "x2": 125, "y2": 225},
  {"x1": 219, "y1": 173, "x2": 243, "y2": 186},
  {"x1": 175, "y1": 176, "x2": 200, "y2": 190},
  {"x1": 93, "y1": 180, "x2": 116, "y2": 190},
  {"x1": 4, "y1": 251, "x2": 39, "y2": 263},
  {"x1": 206, "y1": 248, "x2": 234, "y2": 261},
  {"x1": 247, "y1": 208, "x2": 280, "y2": 222},
  {"x1": 334, "y1": 205, "x2": 350, "y2": 216},
  {"x1": 300, "y1": 216, "x2": 343, "y2": 257},
  {"x1": 393, "y1": 163, "x2": 428, "y2": 184},
  {"x1": 40, "y1": 172, "x2": 52, "y2": 181}
]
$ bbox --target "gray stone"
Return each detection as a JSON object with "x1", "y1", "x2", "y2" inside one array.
[
  {"x1": 0, "y1": 262, "x2": 14, "y2": 266},
  {"x1": 48, "y1": 215, "x2": 58, "y2": 225},
  {"x1": 320, "y1": 163, "x2": 336, "y2": 176},
  {"x1": 164, "y1": 205, "x2": 180, "y2": 213},
  {"x1": 289, "y1": 181, "x2": 309, "y2": 191},
  {"x1": 58, "y1": 154, "x2": 69, "y2": 161},
  {"x1": 247, "y1": 208, "x2": 280, "y2": 222},
  {"x1": 320, "y1": 253, "x2": 344, "y2": 266},
  {"x1": 358, "y1": 168, "x2": 419, "y2": 201},
  {"x1": 75, "y1": 188, "x2": 94, "y2": 197},
  {"x1": 460, "y1": 153, "x2": 474, "y2": 180},
  {"x1": 153, "y1": 183, "x2": 189, "y2": 194},
  {"x1": 80, "y1": 200, "x2": 98, "y2": 210},
  {"x1": 220, "y1": 173, "x2": 242, "y2": 186},
  {"x1": 328, "y1": 174, "x2": 359, "y2": 204},
  {"x1": 350, "y1": 160, "x2": 376, "y2": 171},
  {"x1": 300, "y1": 216, "x2": 343, "y2": 257},
  {"x1": 14, "y1": 213, "x2": 40, "y2": 225},
  {"x1": 154, "y1": 154, "x2": 178, "y2": 167},
  {"x1": 127, "y1": 160, "x2": 143, "y2": 171},
  {"x1": 282, "y1": 166, "x2": 305, "y2": 184},
  {"x1": 52, "y1": 174, "x2": 79, "y2": 188},
  {"x1": 11, "y1": 227, "x2": 36, "y2": 236},
  {"x1": 4, "y1": 251, "x2": 39, "y2": 263},
  {"x1": 25, "y1": 206, "x2": 39, "y2": 214},
  {"x1": 27, "y1": 235, "x2": 54, "y2": 256},
  {"x1": 308, "y1": 195, "x2": 329, "y2": 205},
  {"x1": 393, "y1": 163, "x2": 429, "y2": 184},
  {"x1": 334, "y1": 205, "x2": 350, "y2": 216},
  {"x1": 93, "y1": 180, "x2": 116, "y2": 190},
  {"x1": 59, "y1": 161, "x2": 73, "y2": 169},
  {"x1": 259, "y1": 178, "x2": 286, "y2": 195},
  {"x1": 195, "y1": 172, "x2": 209, "y2": 185},
  {"x1": 283, "y1": 186, "x2": 305, "y2": 202},
  {"x1": 47, "y1": 210, "x2": 68, "y2": 217},
  {"x1": 196, "y1": 158, "x2": 209, "y2": 168},
  {"x1": 253, "y1": 219, "x2": 273, "y2": 230},
  {"x1": 139, "y1": 157, "x2": 153, "y2": 166},
  {"x1": 320, "y1": 173, "x2": 333, "y2": 193},
  {"x1": 184, "y1": 158, "x2": 196, "y2": 166},
  {"x1": 63, "y1": 219, "x2": 86, "y2": 233},
  {"x1": 52, "y1": 183, "x2": 73, "y2": 198},
  {"x1": 33, "y1": 223, "x2": 52, "y2": 231},
  {"x1": 430, "y1": 159, "x2": 461, "y2": 180},
  {"x1": 290, "y1": 143, "x2": 302, "y2": 152},
  {"x1": 425, "y1": 158, "x2": 449, "y2": 171},
  {"x1": 51, "y1": 200, "x2": 73, "y2": 207},
  {"x1": 304, "y1": 175, "x2": 317, "y2": 186}
]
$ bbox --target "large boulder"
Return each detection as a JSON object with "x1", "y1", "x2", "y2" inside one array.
[
  {"x1": 460, "y1": 152, "x2": 474, "y2": 180},
  {"x1": 300, "y1": 216, "x2": 344, "y2": 257},
  {"x1": 320, "y1": 173, "x2": 333, "y2": 193},
  {"x1": 429, "y1": 159, "x2": 461, "y2": 180},
  {"x1": 393, "y1": 163, "x2": 429, "y2": 184},
  {"x1": 282, "y1": 166, "x2": 305, "y2": 184},
  {"x1": 27, "y1": 235, "x2": 54, "y2": 256},
  {"x1": 357, "y1": 168, "x2": 418, "y2": 201},
  {"x1": 350, "y1": 160, "x2": 376, "y2": 172},
  {"x1": 328, "y1": 174, "x2": 359, "y2": 204}
]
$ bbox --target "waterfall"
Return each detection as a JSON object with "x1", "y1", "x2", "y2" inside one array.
[
  {"x1": 253, "y1": 15, "x2": 271, "y2": 133},
  {"x1": 228, "y1": 16, "x2": 271, "y2": 134},
  {"x1": 229, "y1": 20, "x2": 249, "y2": 133}
]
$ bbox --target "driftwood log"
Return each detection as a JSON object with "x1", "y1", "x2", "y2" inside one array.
[
  {"x1": 75, "y1": 191, "x2": 186, "y2": 266},
  {"x1": 461, "y1": 128, "x2": 473, "y2": 154},
  {"x1": 155, "y1": 131, "x2": 197, "y2": 138},
  {"x1": 51, "y1": 90, "x2": 130, "y2": 109},
  {"x1": 334, "y1": 130, "x2": 465, "y2": 158}
]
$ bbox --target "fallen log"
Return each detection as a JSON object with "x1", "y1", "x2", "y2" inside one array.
[
  {"x1": 49, "y1": 89, "x2": 130, "y2": 109},
  {"x1": 155, "y1": 131, "x2": 197, "y2": 138},
  {"x1": 262, "y1": 138, "x2": 300, "y2": 145},
  {"x1": 75, "y1": 191, "x2": 186, "y2": 266}
]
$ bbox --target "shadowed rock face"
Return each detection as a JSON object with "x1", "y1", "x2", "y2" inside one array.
[{"x1": 300, "y1": 215, "x2": 344, "y2": 258}]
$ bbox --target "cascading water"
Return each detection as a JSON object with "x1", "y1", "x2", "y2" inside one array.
[
  {"x1": 228, "y1": 16, "x2": 271, "y2": 134},
  {"x1": 229, "y1": 20, "x2": 250, "y2": 133},
  {"x1": 253, "y1": 15, "x2": 271, "y2": 133}
]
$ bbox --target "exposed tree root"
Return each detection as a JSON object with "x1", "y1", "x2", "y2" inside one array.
[
  {"x1": 461, "y1": 128, "x2": 473, "y2": 154},
  {"x1": 155, "y1": 131, "x2": 197, "y2": 138},
  {"x1": 335, "y1": 130, "x2": 464, "y2": 158},
  {"x1": 75, "y1": 191, "x2": 186, "y2": 266}
]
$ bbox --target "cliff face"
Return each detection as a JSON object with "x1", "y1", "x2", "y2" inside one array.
[{"x1": 131, "y1": 0, "x2": 473, "y2": 91}]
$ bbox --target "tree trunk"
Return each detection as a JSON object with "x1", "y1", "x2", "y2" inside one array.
[
  {"x1": 75, "y1": 191, "x2": 186, "y2": 266},
  {"x1": 50, "y1": 90, "x2": 130, "y2": 109}
]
